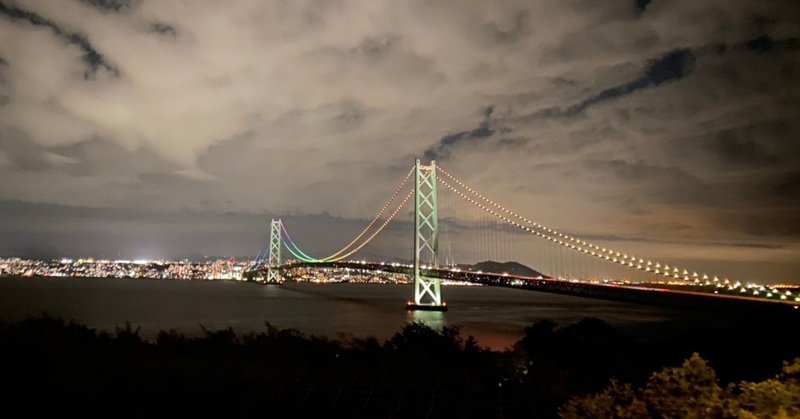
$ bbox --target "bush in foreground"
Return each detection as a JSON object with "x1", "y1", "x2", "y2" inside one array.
[{"x1": 560, "y1": 353, "x2": 800, "y2": 419}]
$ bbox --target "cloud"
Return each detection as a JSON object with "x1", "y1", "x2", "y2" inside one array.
[
  {"x1": 77, "y1": 0, "x2": 139, "y2": 14},
  {"x1": 568, "y1": 48, "x2": 696, "y2": 116},
  {"x1": 148, "y1": 21, "x2": 177, "y2": 37},
  {"x1": 635, "y1": 0, "x2": 653, "y2": 15},
  {"x1": 0, "y1": 1, "x2": 118, "y2": 77},
  {"x1": 0, "y1": 0, "x2": 798, "y2": 281},
  {"x1": 424, "y1": 105, "x2": 497, "y2": 160},
  {"x1": 510, "y1": 48, "x2": 696, "y2": 122}
]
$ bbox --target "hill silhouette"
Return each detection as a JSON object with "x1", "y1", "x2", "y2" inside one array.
[{"x1": 468, "y1": 260, "x2": 545, "y2": 278}]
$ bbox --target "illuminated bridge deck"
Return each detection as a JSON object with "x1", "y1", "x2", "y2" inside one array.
[{"x1": 267, "y1": 261, "x2": 800, "y2": 315}]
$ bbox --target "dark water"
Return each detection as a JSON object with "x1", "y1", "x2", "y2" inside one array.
[{"x1": 0, "y1": 277, "x2": 682, "y2": 349}]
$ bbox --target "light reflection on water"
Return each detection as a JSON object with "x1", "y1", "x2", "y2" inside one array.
[{"x1": 408, "y1": 310, "x2": 445, "y2": 328}]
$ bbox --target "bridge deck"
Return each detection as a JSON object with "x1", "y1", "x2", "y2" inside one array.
[{"x1": 247, "y1": 261, "x2": 799, "y2": 315}]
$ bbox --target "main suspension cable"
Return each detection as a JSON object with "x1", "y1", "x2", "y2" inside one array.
[
  {"x1": 280, "y1": 223, "x2": 319, "y2": 263},
  {"x1": 278, "y1": 167, "x2": 413, "y2": 263},
  {"x1": 323, "y1": 189, "x2": 413, "y2": 262},
  {"x1": 437, "y1": 165, "x2": 717, "y2": 282},
  {"x1": 321, "y1": 167, "x2": 413, "y2": 261},
  {"x1": 436, "y1": 173, "x2": 711, "y2": 282}
]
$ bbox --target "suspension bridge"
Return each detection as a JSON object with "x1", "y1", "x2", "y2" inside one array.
[{"x1": 247, "y1": 160, "x2": 799, "y2": 313}]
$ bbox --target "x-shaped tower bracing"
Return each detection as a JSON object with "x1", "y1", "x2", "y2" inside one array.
[
  {"x1": 266, "y1": 218, "x2": 282, "y2": 284},
  {"x1": 413, "y1": 159, "x2": 444, "y2": 307}
]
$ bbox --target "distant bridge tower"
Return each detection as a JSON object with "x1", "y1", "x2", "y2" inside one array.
[
  {"x1": 266, "y1": 218, "x2": 282, "y2": 284},
  {"x1": 408, "y1": 159, "x2": 446, "y2": 311}
]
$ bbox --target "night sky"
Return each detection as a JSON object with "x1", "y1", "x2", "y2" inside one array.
[{"x1": 0, "y1": 1, "x2": 798, "y2": 283}]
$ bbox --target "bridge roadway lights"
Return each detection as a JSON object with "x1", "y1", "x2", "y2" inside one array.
[{"x1": 405, "y1": 301, "x2": 448, "y2": 312}]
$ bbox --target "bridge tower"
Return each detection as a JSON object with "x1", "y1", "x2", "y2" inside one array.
[
  {"x1": 266, "y1": 218, "x2": 283, "y2": 284},
  {"x1": 408, "y1": 159, "x2": 446, "y2": 311}
]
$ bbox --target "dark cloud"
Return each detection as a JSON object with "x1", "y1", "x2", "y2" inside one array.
[
  {"x1": 0, "y1": 1, "x2": 118, "y2": 78},
  {"x1": 485, "y1": 10, "x2": 530, "y2": 43},
  {"x1": 424, "y1": 106, "x2": 496, "y2": 160},
  {"x1": 715, "y1": 208, "x2": 800, "y2": 238},
  {"x1": 149, "y1": 22, "x2": 177, "y2": 37},
  {"x1": 0, "y1": 200, "x2": 413, "y2": 261},
  {"x1": 744, "y1": 35, "x2": 800, "y2": 54},
  {"x1": 305, "y1": 32, "x2": 445, "y2": 87},
  {"x1": 704, "y1": 122, "x2": 797, "y2": 169},
  {"x1": 513, "y1": 48, "x2": 696, "y2": 125},
  {"x1": 565, "y1": 49, "x2": 695, "y2": 115},
  {"x1": 588, "y1": 122, "x2": 800, "y2": 211},
  {"x1": 634, "y1": 0, "x2": 653, "y2": 15},
  {"x1": 77, "y1": 0, "x2": 139, "y2": 14},
  {"x1": 759, "y1": 170, "x2": 800, "y2": 208},
  {"x1": 335, "y1": 100, "x2": 367, "y2": 130},
  {"x1": 0, "y1": 55, "x2": 7, "y2": 107},
  {"x1": 576, "y1": 229, "x2": 786, "y2": 250},
  {"x1": 592, "y1": 159, "x2": 693, "y2": 184},
  {"x1": 48, "y1": 138, "x2": 176, "y2": 179},
  {"x1": 0, "y1": 199, "x2": 269, "y2": 260},
  {"x1": 582, "y1": 159, "x2": 730, "y2": 209},
  {"x1": 355, "y1": 34, "x2": 401, "y2": 61},
  {"x1": 0, "y1": 129, "x2": 62, "y2": 172},
  {"x1": 645, "y1": 221, "x2": 692, "y2": 232},
  {"x1": 0, "y1": 129, "x2": 175, "y2": 179},
  {"x1": 655, "y1": 116, "x2": 800, "y2": 210}
]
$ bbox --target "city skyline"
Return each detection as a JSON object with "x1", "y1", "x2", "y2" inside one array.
[{"x1": 1, "y1": 1, "x2": 799, "y2": 282}]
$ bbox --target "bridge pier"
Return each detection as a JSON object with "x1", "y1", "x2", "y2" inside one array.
[
  {"x1": 266, "y1": 219, "x2": 283, "y2": 284},
  {"x1": 408, "y1": 159, "x2": 447, "y2": 311}
]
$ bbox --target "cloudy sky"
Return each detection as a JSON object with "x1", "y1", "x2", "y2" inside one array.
[{"x1": 0, "y1": 0, "x2": 798, "y2": 283}]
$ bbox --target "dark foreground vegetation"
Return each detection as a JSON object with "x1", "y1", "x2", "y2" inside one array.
[
  {"x1": 1, "y1": 313, "x2": 799, "y2": 418},
  {"x1": 561, "y1": 353, "x2": 800, "y2": 418}
]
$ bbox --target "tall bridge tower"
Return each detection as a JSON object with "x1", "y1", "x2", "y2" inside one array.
[
  {"x1": 266, "y1": 218, "x2": 283, "y2": 284},
  {"x1": 408, "y1": 159, "x2": 447, "y2": 311}
]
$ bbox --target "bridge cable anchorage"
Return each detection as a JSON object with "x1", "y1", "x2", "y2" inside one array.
[
  {"x1": 274, "y1": 167, "x2": 414, "y2": 263},
  {"x1": 435, "y1": 167, "x2": 722, "y2": 284}
]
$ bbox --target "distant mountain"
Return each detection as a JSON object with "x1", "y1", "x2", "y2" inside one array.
[{"x1": 467, "y1": 260, "x2": 545, "y2": 278}]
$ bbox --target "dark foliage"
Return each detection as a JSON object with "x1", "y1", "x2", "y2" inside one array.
[
  {"x1": 1, "y1": 313, "x2": 798, "y2": 418},
  {"x1": 561, "y1": 353, "x2": 800, "y2": 418}
]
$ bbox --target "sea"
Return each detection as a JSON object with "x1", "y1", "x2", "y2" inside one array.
[{"x1": 0, "y1": 276, "x2": 689, "y2": 349}]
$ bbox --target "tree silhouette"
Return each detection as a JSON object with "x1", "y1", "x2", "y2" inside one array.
[
  {"x1": 561, "y1": 354, "x2": 800, "y2": 419},
  {"x1": 559, "y1": 379, "x2": 648, "y2": 419},
  {"x1": 642, "y1": 353, "x2": 729, "y2": 418}
]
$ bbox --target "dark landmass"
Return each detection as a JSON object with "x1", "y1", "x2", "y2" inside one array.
[
  {"x1": 2, "y1": 311, "x2": 799, "y2": 418},
  {"x1": 467, "y1": 260, "x2": 544, "y2": 277}
]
